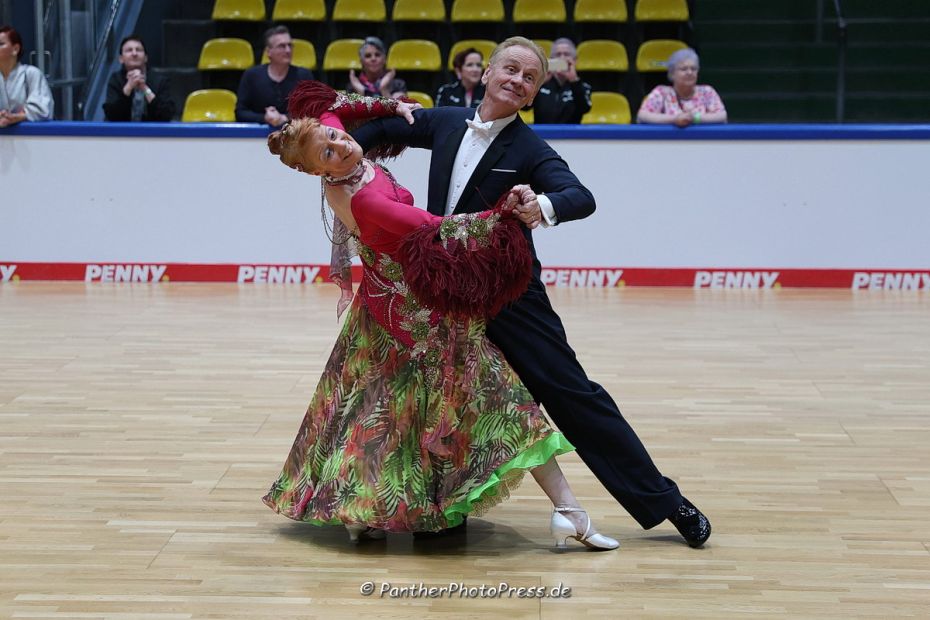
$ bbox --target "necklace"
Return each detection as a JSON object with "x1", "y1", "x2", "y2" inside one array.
[{"x1": 323, "y1": 161, "x2": 365, "y2": 187}]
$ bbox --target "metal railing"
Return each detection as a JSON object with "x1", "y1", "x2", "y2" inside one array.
[
  {"x1": 32, "y1": 0, "x2": 136, "y2": 120},
  {"x1": 832, "y1": 0, "x2": 848, "y2": 123},
  {"x1": 816, "y1": 0, "x2": 848, "y2": 122}
]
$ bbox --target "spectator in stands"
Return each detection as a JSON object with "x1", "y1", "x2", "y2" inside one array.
[
  {"x1": 236, "y1": 25, "x2": 314, "y2": 127},
  {"x1": 531, "y1": 38, "x2": 592, "y2": 124},
  {"x1": 0, "y1": 25, "x2": 53, "y2": 126},
  {"x1": 103, "y1": 35, "x2": 176, "y2": 122},
  {"x1": 435, "y1": 48, "x2": 485, "y2": 108},
  {"x1": 637, "y1": 48, "x2": 727, "y2": 126},
  {"x1": 348, "y1": 36, "x2": 406, "y2": 99}
]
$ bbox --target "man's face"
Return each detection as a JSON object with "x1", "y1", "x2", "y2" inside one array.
[
  {"x1": 266, "y1": 33, "x2": 293, "y2": 66},
  {"x1": 119, "y1": 39, "x2": 147, "y2": 71},
  {"x1": 481, "y1": 45, "x2": 543, "y2": 112},
  {"x1": 550, "y1": 42, "x2": 575, "y2": 63}
]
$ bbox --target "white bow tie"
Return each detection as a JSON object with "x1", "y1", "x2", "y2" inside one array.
[{"x1": 465, "y1": 117, "x2": 494, "y2": 136}]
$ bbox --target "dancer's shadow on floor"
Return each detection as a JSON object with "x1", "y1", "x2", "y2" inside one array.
[{"x1": 275, "y1": 518, "x2": 541, "y2": 556}]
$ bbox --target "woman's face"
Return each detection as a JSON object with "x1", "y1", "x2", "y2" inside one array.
[
  {"x1": 458, "y1": 53, "x2": 484, "y2": 88},
  {"x1": 0, "y1": 32, "x2": 20, "y2": 65},
  {"x1": 305, "y1": 123, "x2": 363, "y2": 178},
  {"x1": 671, "y1": 59, "x2": 699, "y2": 90},
  {"x1": 360, "y1": 44, "x2": 385, "y2": 77}
]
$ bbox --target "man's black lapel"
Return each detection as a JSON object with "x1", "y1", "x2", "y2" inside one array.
[
  {"x1": 427, "y1": 111, "x2": 473, "y2": 216},
  {"x1": 452, "y1": 118, "x2": 522, "y2": 214}
]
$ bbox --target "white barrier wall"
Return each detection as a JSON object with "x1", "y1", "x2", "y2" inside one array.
[{"x1": 2, "y1": 124, "x2": 929, "y2": 288}]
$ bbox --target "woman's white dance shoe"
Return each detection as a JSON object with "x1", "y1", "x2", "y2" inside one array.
[
  {"x1": 550, "y1": 506, "x2": 619, "y2": 551},
  {"x1": 345, "y1": 524, "x2": 387, "y2": 543}
]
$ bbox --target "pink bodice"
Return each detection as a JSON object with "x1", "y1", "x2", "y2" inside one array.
[{"x1": 350, "y1": 166, "x2": 443, "y2": 351}]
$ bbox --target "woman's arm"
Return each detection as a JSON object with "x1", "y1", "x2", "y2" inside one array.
[
  {"x1": 24, "y1": 67, "x2": 53, "y2": 121},
  {"x1": 700, "y1": 110, "x2": 728, "y2": 124},
  {"x1": 636, "y1": 109, "x2": 675, "y2": 124}
]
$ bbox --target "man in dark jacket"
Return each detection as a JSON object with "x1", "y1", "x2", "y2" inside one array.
[
  {"x1": 103, "y1": 35, "x2": 176, "y2": 122},
  {"x1": 235, "y1": 25, "x2": 314, "y2": 126},
  {"x1": 354, "y1": 37, "x2": 711, "y2": 548},
  {"x1": 532, "y1": 38, "x2": 592, "y2": 124}
]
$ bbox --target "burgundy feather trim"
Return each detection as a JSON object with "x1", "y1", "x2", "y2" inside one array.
[
  {"x1": 400, "y1": 213, "x2": 532, "y2": 319},
  {"x1": 287, "y1": 80, "x2": 409, "y2": 161},
  {"x1": 286, "y1": 80, "x2": 338, "y2": 120}
]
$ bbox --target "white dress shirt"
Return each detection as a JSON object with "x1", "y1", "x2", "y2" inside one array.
[
  {"x1": 444, "y1": 108, "x2": 557, "y2": 225},
  {"x1": 0, "y1": 64, "x2": 54, "y2": 121}
]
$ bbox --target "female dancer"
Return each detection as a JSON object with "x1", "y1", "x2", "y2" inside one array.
[{"x1": 262, "y1": 82, "x2": 617, "y2": 550}]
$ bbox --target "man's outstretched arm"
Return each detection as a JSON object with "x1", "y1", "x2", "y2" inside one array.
[{"x1": 351, "y1": 108, "x2": 440, "y2": 153}]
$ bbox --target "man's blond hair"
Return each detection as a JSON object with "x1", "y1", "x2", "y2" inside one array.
[{"x1": 488, "y1": 36, "x2": 549, "y2": 76}]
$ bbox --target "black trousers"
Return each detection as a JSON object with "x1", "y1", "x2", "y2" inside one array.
[{"x1": 485, "y1": 277, "x2": 682, "y2": 529}]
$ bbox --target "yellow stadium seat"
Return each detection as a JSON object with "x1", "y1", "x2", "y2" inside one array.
[
  {"x1": 332, "y1": 0, "x2": 385, "y2": 21},
  {"x1": 576, "y1": 40, "x2": 629, "y2": 72},
  {"x1": 448, "y1": 39, "x2": 497, "y2": 70},
  {"x1": 261, "y1": 38, "x2": 317, "y2": 69},
  {"x1": 388, "y1": 40, "x2": 442, "y2": 71},
  {"x1": 323, "y1": 38, "x2": 365, "y2": 71},
  {"x1": 211, "y1": 0, "x2": 266, "y2": 21},
  {"x1": 392, "y1": 0, "x2": 446, "y2": 21},
  {"x1": 535, "y1": 39, "x2": 553, "y2": 58},
  {"x1": 635, "y1": 39, "x2": 687, "y2": 72},
  {"x1": 406, "y1": 91, "x2": 434, "y2": 108},
  {"x1": 182, "y1": 89, "x2": 237, "y2": 122},
  {"x1": 518, "y1": 107, "x2": 534, "y2": 124},
  {"x1": 451, "y1": 0, "x2": 504, "y2": 22},
  {"x1": 634, "y1": 0, "x2": 689, "y2": 22},
  {"x1": 574, "y1": 0, "x2": 627, "y2": 23},
  {"x1": 198, "y1": 38, "x2": 255, "y2": 70},
  {"x1": 581, "y1": 92, "x2": 631, "y2": 124},
  {"x1": 272, "y1": 0, "x2": 326, "y2": 21},
  {"x1": 513, "y1": 0, "x2": 565, "y2": 23}
]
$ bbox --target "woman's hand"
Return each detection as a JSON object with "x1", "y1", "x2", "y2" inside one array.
[
  {"x1": 0, "y1": 109, "x2": 25, "y2": 127},
  {"x1": 394, "y1": 101, "x2": 422, "y2": 124},
  {"x1": 673, "y1": 111, "x2": 693, "y2": 127},
  {"x1": 348, "y1": 70, "x2": 364, "y2": 94},
  {"x1": 378, "y1": 69, "x2": 397, "y2": 97}
]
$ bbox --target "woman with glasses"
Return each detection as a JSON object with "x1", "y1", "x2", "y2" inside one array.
[{"x1": 636, "y1": 48, "x2": 727, "y2": 126}]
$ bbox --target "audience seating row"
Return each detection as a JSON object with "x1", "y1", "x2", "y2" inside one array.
[
  {"x1": 210, "y1": 0, "x2": 689, "y2": 25},
  {"x1": 197, "y1": 36, "x2": 687, "y2": 74},
  {"x1": 182, "y1": 88, "x2": 632, "y2": 124}
]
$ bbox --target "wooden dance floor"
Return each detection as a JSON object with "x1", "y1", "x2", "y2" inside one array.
[{"x1": 1, "y1": 283, "x2": 928, "y2": 618}]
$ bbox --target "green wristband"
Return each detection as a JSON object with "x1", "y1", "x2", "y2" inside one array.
[{"x1": 693, "y1": 111, "x2": 702, "y2": 124}]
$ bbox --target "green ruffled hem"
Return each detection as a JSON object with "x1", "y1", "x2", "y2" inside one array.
[
  {"x1": 267, "y1": 433, "x2": 574, "y2": 531},
  {"x1": 442, "y1": 432, "x2": 574, "y2": 528}
]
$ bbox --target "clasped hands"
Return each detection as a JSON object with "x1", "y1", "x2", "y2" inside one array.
[
  {"x1": 502, "y1": 185, "x2": 543, "y2": 229},
  {"x1": 122, "y1": 69, "x2": 148, "y2": 97}
]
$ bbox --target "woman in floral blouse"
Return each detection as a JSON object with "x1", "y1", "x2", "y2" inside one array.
[{"x1": 637, "y1": 48, "x2": 727, "y2": 127}]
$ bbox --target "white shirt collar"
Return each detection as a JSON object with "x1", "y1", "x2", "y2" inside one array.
[{"x1": 467, "y1": 107, "x2": 518, "y2": 137}]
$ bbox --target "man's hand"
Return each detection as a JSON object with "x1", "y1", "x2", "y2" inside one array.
[
  {"x1": 395, "y1": 101, "x2": 422, "y2": 124},
  {"x1": 264, "y1": 106, "x2": 287, "y2": 127},
  {"x1": 559, "y1": 58, "x2": 579, "y2": 83},
  {"x1": 510, "y1": 184, "x2": 543, "y2": 229},
  {"x1": 123, "y1": 69, "x2": 146, "y2": 96}
]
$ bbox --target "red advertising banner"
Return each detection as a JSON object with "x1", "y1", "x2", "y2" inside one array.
[{"x1": 1, "y1": 263, "x2": 928, "y2": 290}]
